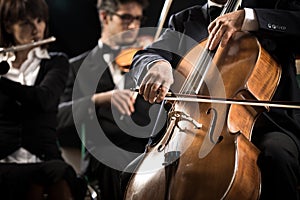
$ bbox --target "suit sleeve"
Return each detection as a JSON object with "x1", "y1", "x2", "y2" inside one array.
[
  {"x1": 130, "y1": 10, "x2": 193, "y2": 85},
  {"x1": 253, "y1": 0, "x2": 300, "y2": 53},
  {"x1": 57, "y1": 56, "x2": 95, "y2": 132}
]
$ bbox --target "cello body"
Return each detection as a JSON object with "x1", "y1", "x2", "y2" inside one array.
[{"x1": 125, "y1": 31, "x2": 281, "y2": 200}]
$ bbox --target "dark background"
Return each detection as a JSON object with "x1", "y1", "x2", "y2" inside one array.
[{"x1": 45, "y1": 0, "x2": 205, "y2": 58}]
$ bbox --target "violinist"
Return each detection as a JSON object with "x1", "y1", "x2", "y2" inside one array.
[
  {"x1": 131, "y1": 0, "x2": 300, "y2": 199},
  {"x1": 57, "y1": 0, "x2": 155, "y2": 199}
]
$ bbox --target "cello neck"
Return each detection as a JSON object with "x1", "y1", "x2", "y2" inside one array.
[{"x1": 222, "y1": 0, "x2": 242, "y2": 14}]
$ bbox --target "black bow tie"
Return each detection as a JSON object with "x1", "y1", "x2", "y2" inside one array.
[
  {"x1": 209, "y1": 6, "x2": 223, "y2": 21},
  {"x1": 102, "y1": 43, "x2": 120, "y2": 57}
]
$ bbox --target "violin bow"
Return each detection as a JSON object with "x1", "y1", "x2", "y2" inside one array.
[{"x1": 154, "y1": 0, "x2": 173, "y2": 41}]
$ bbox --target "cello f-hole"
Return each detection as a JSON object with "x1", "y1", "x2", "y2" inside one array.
[{"x1": 206, "y1": 108, "x2": 222, "y2": 144}]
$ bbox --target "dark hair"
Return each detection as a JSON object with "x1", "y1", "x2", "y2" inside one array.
[
  {"x1": 98, "y1": 0, "x2": 148, "y2": 13},
  {"x1": 0, "y1": 0, "x2": 49, "y2": 47}
]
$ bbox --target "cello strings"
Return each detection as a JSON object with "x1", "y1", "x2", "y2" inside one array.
[{"x1": 178, "y1": 0, "x2": 240, "y2": 97}]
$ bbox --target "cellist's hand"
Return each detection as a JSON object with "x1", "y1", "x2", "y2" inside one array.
[
  {"x1": 139, "y1": 60, "x2": 174, "y2": 104},
  {"x1": 207, "y1": 9, "x2": 245, "y2": 51}
]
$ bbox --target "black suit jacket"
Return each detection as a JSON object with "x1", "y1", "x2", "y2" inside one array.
[
  {"x1": 58, "y1": 45, "x2": 161, "y2": 169},
  {"x1": 0, "y1": 52, "x2": 69, "y2": 160},
  {"x1": 131, "y1": 0, "x2": 300, "y2": 140}
]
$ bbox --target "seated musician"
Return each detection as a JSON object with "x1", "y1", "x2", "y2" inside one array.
[
  {"x1": 0, "y1": 0, "x2": 85, "y2": 199},
  {"x1": 130, "y1": 0, "x2": 300, "y2": 199},
  {"x1": 57, "y1": 0, "x2": 163, "y2": 199}
]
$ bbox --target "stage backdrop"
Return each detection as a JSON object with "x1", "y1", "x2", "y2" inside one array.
[{"x1": 46, "y1": 0, "x2": 205, "y2": 58}]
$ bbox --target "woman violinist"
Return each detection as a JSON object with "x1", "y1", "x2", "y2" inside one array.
[{"x1": 130, "y1": 0, "x2": 300, "y2": 199}]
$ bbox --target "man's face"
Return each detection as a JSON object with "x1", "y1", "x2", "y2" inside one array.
[{"x1": 104, "y1": 2, "x2": 143, "y2": 46}]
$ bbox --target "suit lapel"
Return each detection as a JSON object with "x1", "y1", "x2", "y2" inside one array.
[
  {"x1": 34, "y1": 59, "x2": 46, "y2": 85},
  {"x1": 183, "y1": 4, "x2": 209, "y2": 45},
  {"x1": 74, "y1": 46, "x2": 112, "y2": 95}
]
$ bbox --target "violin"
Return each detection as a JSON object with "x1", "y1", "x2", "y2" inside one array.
[{"x1": 115, "y1": 35, "x2": 154, "y2": 72}]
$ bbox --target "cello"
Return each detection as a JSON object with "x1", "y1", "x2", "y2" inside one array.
[{"x1": 124, "y1": 0, "x2": 284, "y2": 199}]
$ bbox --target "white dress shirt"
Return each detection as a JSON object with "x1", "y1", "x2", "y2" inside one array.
[{"x1": 98, "y1": 40, "x2": 126, "y2": 90}]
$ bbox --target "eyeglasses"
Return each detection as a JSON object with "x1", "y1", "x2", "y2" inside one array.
[{"x1": 111, "y1": 12, "x2": 145, "y2": 24}]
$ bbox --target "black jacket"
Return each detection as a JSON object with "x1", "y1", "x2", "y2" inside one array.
[
  {"x1": 0, "y1": 52, "x2": 69, "y2": 160},
  {"x1": 57, "y1": 45, "x2": 161, "y2": 170}
]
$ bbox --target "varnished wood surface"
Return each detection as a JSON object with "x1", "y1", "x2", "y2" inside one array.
[{"x1": 125, "y1": 31, "x2": 283, "y2": 200}]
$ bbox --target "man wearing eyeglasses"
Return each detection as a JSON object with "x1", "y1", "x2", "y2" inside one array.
[{"x1": 57, "y1": 0, "x2": 154, "y2": 200}]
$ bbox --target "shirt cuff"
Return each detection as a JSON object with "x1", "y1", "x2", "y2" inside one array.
[
  {"x1": 146, "y1": 59, "x2": 169, "y2": 70},
  {"x1": 241, "y1": 8, "x2": 259, "y2": 31}
]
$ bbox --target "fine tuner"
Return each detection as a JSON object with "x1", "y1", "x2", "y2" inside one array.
[{"x1": 0, "y1": 36, "x2": 56, "y2": 75}]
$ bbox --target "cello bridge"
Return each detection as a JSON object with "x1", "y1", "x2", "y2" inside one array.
[{"x1": 168, "y1": 111, "x2": 202, "y2": 131}]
